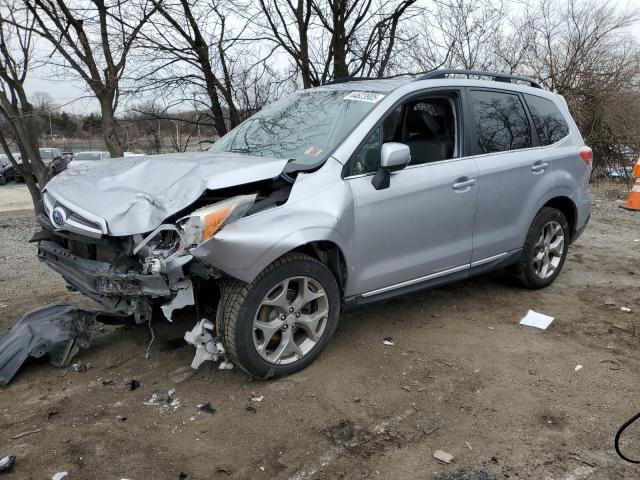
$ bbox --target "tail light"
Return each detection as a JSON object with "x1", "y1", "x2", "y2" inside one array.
[{"x1": 578, "y1": 146, "x2": 592, "y2": 168}]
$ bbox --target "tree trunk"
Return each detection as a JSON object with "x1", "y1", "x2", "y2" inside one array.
[
  {"x1": 297, "y1": 0, "x2": 314, "y2": 88},
  {"x1": 331, "y1": 1, "x2": 349, "y2": 79},
  {"x1": 99, "y1": 98, "x2": 124, "y2": 158}
]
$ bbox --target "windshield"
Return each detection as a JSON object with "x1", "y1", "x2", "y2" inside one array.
[
  {"x1": 210, "y1": 89, "x2": 386, "y2": 166},
  {"x1": 39, "y1": 149, "x2": 53, "y2": 160},
  {"x1": 75, "y1": 152, "x2": 103, "y2": 161}
]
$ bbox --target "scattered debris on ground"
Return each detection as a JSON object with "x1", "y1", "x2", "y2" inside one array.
[
  {"x1": 127, "y1": 379, "x2": 140, "y2": 391},
  {"x1": 198, "y1": 403, "x2": 216, "y2": 414},
  {"x1": 0, "y1": 305, "x2": 95, "y2": 386},
  {"x1": 434, "y1": 449, "x2": 455, "y2": 464},
  {"x1": 423, "y1": 423, "x2": 439, "y2": 435},
  {"x1": 383, "y1": 337, "x2": 394, "y2": 346},
  {"x1": 11, "y1": 428, "x2": 44, "y2": 440},
  {"x1": 51, "y1": 472, "x2": 68, "y2": 480},
  {"x1": 519, "y1": 310, "x2": 554, "y2": 330},
  {"x1": 72, "y1": 361, "x2": 90, "y2": 372},
  {"x1": 0, "y1": 455, "x2": 16, "y2": 473}
]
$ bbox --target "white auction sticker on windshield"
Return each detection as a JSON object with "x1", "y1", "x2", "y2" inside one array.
[{"x1": 343, "y1": 91, "x2": 385, "y2": 103}]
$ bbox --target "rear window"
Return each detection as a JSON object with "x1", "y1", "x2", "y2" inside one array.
[
  {"x1": 524, "y1": 94, "x2": 569, "y2": 146},
  {"x1": 470, "y1": 90, "x2": 532, "y2": 154}
]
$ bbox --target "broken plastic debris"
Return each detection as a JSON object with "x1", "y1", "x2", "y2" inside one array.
[
  {"x1": 433, "y1": 449, "x2": 454, "y2": 464},
  {"x1": 198, "y1": 403, "x2": 216, "y2": 414},
  {"x1": 144, "y1": 393, "x2": 160, "y2": 406},
  {"x1": 219, "y1": 360, "x2": 233, "y2": 370},
  {"x1": 184, "y1": 319, "x2": 226, "y2": 369},
  {"x1": 72, "y1": 361, "x2": 89, "y2": 372},
  {"x1": 621, "y1": 307, "x2": 632, "y2": 313},
  {"x1": 575, "y1": 364, "x2": 583, "y2": 371},
  {"x1": 0, "y1": 304, "x2": 98, "y2": 386},
  {"x1": 116, "y1": 415, "x2": 127, "y2": 422},
  {"x1": 52, "y1": 472, "x2": 69, "y2": 480},
  {"x1": 519, "y1": 310, "x2": 554, "y2": 330},
  {"x1": 127, "y1": 379, "x2": 140, "y2": 391},
  {"x1": 383, "y1": 337, "x2": 394, "y2": 346},
  {"x1": 251, "y1": 395, "x2": 264, "y2": 402},
  {"x1": 0, "y1": 455, "x2": 16, "y2": 472},
  {"x1": 422, "y1": 423, "x2": 439, "y2": 436},
  {"x1": 102, "y1": 379, "x2": 115, "y2": 386}
]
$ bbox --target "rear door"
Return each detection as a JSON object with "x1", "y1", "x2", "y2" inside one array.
[{"x1": 467, "y1": 88, "x2": 553, "y2": 263}]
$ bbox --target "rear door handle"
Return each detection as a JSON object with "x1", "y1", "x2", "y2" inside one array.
[
  {"x1": 452, "y1": 177, "x2": 477, "y2": 191},
  {"x1": 531, "y1": 161, "x2": 549, "y2": 173}
]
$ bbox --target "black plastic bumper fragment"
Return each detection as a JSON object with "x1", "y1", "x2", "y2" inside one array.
[
  {"x1": 38, "y1": 240, "x2": 171, "y2": 298},
  {"x1": 0, "y1": 304, "x2": 97, "y2": 387}
]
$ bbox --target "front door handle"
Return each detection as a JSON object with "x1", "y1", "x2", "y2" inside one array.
[
  {"x1": 452, "y1": 177, "x2": 477, "y2": 191},
  {"x1": 531, "y1": 161, "x2": 549, "y2": 174}
]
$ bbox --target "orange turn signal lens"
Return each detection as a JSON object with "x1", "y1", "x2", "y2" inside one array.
[{"x1": 202, "y1": 205, "x2": 234, "y2": 241}]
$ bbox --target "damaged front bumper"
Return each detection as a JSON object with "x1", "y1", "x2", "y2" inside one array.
[{"x1": 38, "y1": 240, "x2": 172, "y2": 323}]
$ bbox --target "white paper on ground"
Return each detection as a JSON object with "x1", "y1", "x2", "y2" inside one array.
[{"x1": 519, "y1": 310, "x2": 554, "y2": 330}]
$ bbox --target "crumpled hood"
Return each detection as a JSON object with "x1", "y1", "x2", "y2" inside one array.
[{"x1": 45, "y1": 151, "x2": 289, "y2": 236}]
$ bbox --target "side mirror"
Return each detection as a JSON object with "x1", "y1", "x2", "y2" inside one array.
[{"x1": 372, "y1": 142, "x2": 411, "y2": 190}]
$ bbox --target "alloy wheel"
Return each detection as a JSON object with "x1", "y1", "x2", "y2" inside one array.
[
  {"x1": 252, "y1": 276, "x2": 329, "y2": 365},
  {"x1": 532, "y1": 220, "x2": 565, "y2": 279}
]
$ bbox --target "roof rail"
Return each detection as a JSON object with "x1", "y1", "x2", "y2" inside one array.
[
  {"x1": 416, "y1": 69, "x2": 542, "y2": 89},
  {"x1": 322, "y1": 76, "x2": 378, "y2": 85}
]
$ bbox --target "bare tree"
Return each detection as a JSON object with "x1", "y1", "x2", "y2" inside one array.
[
  {"x1": 133, "y1": 0, "x2": 277, "y2": 137},
  {"x1": 253, "y1": 0, "x2": 419, "y2": 86},
  {"x1": 0, "y1": 4, "x2": 48, "y2": 204},
  {"x1": 21, "y1": 0, "x2": 157, "y2": 158},
  {"x1": 524, "y1": 0, "x2": 640, "y2": 174}
]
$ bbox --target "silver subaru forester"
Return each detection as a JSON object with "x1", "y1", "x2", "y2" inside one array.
[{"x1": 37, "y1": 70, "x2": 591, "y2": 377}]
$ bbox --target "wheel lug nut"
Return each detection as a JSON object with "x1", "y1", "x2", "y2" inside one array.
[
  {"x1": 280, "y1": 314, "x2": 286, "y2": 320},
  {"x1": 295, "y1": 312, "x2": 300, "y2": 317},
  {"x1": 289, "y1": 307, "x2": 294, "y2": 313}
]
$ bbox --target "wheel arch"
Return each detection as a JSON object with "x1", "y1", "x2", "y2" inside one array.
[
  {"x1": 286, "y1": 241, "x2": 348, "y2": 295},
  {"x1": 541, "y1": 196, "x2": 577, "y2": 237}
]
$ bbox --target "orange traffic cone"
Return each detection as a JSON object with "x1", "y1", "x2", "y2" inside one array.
[{"x1": 621, "y1": 157, "x2": 640, "y2": 211}]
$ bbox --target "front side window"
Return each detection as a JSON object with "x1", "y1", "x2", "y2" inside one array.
[
  {"x1": 349, "y1": 95, "x2": 458, "y2": 175},
  {"x1": 211, "y1": 89, "x2": 386, "y2": 168},
  {"x1": 524, "y1": 94, "x2": 569, "y2": 146},
  {"x1": 470, "y1": 90, "x2": 532, "y2": 153}
]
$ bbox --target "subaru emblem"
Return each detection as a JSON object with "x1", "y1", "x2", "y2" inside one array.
[{"x1": 51, "y1": 207, "x2": 67, "y2": 228}]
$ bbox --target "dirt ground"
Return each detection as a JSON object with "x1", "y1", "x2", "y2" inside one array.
[
  {"x1": 0, "y1": 184, "x2": 33, "y2": 213},
  {"x1": 0, "y1": 181, "x2": 639, "y2": 480}
]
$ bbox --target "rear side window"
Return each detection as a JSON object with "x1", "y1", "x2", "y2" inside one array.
[
  {"x1": 470, "y1": 90, "x2": 532, "y2": 154},
  {"x1": 524, "y1": 94, "x2": 569, "y2": 146}
]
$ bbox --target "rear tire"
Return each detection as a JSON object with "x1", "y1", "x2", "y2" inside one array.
[
  {"x1": 217, "y1": 253, "x2": 340, "y2": 378},
  {"x1": 508, "y1": 207, "x2": 569, "y2": 289}
]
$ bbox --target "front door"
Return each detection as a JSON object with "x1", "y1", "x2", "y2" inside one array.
[{"x1": 346, "y1": 91, "x2": 479, "y2": 297}]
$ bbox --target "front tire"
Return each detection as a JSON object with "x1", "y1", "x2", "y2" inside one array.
[
  {"x1": 217, "y1": 253, "x2": 340, "y2": 378},
  {"x1": 508, "y1": 207, "x2": 570, "y2": 289}
]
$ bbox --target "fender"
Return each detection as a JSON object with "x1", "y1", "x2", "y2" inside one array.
[{"x1": 190, "y1": 158, "x2": 356, "y2": 285}]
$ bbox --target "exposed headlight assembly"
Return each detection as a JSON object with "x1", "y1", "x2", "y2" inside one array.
[
  {"x1": 179, "y1": 194, "x2": 257, "y2": 246},
  {"x1": 133, "y1": 194, "x2": 257, "y2": 264}
]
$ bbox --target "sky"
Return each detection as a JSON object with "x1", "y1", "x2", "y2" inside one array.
[{"x1": 24, "y1": 0, "x2": 640, "y2": 115}]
